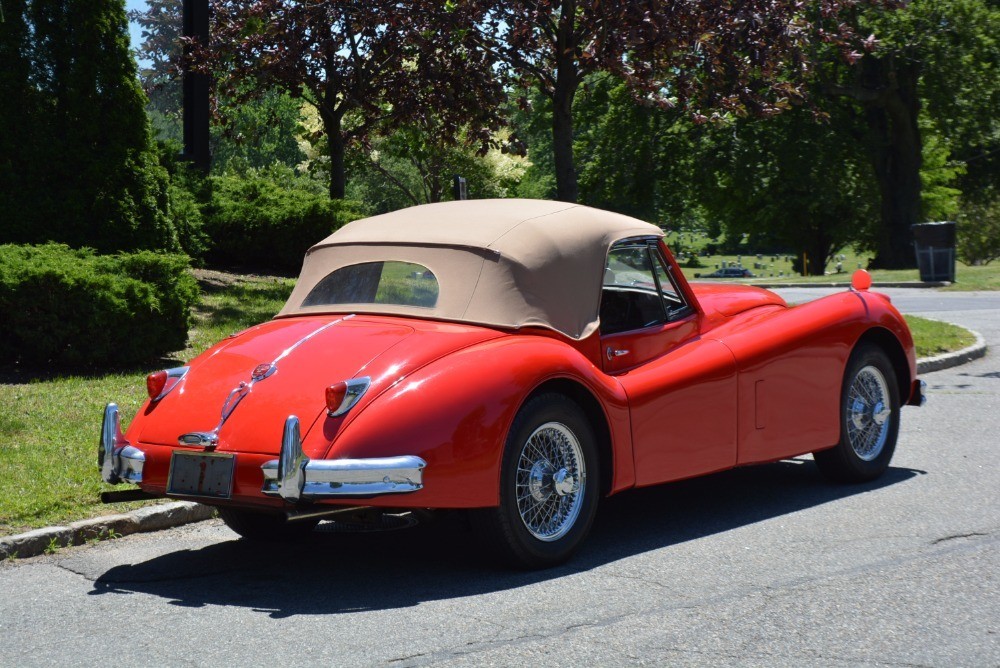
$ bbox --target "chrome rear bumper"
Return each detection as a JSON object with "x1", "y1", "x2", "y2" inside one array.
[
  {"x1": 261, "y1": 416, "x2": 426, "y2": 502},
  {"x1": 99, "y1": 403, "x2": 145, "y2": 484}
]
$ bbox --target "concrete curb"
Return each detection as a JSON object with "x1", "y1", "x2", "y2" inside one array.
[
  {"x1": 1, "y1": 324, "x2": 986, "y2": 561},
  {"x1": 0, "y1": 501, "x2": 217, "y2": 561},
  {"x1": 917, "y1": 327, "x2": 988, "y2": 374}
]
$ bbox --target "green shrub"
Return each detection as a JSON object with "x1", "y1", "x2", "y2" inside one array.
[
  {"x1": 0, "y1": 244, "x2": 199, "y2": 368},
  {"x1": 683, "y1": 255, "x2": 705, "y2": 268},
  {"x1": 157, "y1": 141, "x2": 210, "y2": 261},
  {"x1": 957, "y1": 192, "x2": 1000, "y2": 266},
  {"x1": 202, "y1": 167, "x2": 365, "y2": 273}
]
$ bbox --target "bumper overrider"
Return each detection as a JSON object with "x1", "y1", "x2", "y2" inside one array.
[
  {"x1": 99, "y1": 403, "x2": 145, "y2": 484},
  {"x1": 261, "y1": 416, "x2": 426, "y2": 502},
  {"x1": 100, "y1": 405, "x2": 426, "y2": 502}
]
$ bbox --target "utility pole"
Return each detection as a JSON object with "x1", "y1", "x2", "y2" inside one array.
[{"x1": 181, "y1": 0, "x2": 211, "y2": 171}]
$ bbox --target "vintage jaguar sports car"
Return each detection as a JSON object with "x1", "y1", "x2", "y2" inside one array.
[{"x1": 99, "y1": 199, "x2": 924, "y2": 568}]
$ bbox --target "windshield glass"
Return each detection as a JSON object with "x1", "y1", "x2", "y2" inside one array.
[{"x1": 301, "y1": 261, "x2": 439, "y2": 308}]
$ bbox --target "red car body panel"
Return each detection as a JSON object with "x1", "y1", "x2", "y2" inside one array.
[{"x1": 119, "y1": 237, "x2": 918, "y2": 513}]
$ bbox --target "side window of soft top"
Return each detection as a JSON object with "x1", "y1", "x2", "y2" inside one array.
[{"x1": 600, "y1": 241, "x2": 690, "y2": 335}]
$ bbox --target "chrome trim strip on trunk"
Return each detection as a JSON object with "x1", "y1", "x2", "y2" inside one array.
[
  {"x1": 261, "y1": 415, "x2": 425, "y2": 500},
  {"x1": 178, "y1": 315, "x2": 356, "y2": 448}
]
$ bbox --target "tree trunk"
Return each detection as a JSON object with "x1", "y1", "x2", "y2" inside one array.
[
  {"x1": 551, "y1": 0, "x2": 579, "y2": 203},
  {"x1": 863, "y1": 58, "x2": 922, "y2": 269},
  {"x1": 320, "y1": 105, "x2": 346, "y2": 200},
  {"x1": 807, "y1": 234, "x2": 832, "y2": 277},
  {"x1": 793, "y1": 243, "x2": 831, "y2": 276}
]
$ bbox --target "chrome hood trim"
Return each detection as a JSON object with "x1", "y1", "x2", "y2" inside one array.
[{"x1": 178, "y1": 315, "x2": 355, "y2": 448}]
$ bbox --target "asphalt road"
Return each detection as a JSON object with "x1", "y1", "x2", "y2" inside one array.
[{"x1": 1, "y1": 288, "x2": 997, "y2": 667}]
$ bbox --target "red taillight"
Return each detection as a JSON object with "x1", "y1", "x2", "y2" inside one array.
[
  {"x1": 147, "y1": 370, "x2": 168, "y2": 400},
  {"x1": 325, "y1": 377, "x2": 371, "y2": 417},
  {"x1": 325, "y1": 382, "x2": 347, "y2": 414}
]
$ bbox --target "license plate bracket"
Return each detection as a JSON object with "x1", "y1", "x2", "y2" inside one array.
[{"x1": 167, "y1": 451, "x2": 235, "y2": 499}]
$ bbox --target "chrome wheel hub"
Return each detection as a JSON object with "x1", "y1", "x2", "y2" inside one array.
[
  {"x1": 846, "y1": 365, "x2": 892, "y2": 462},
  {"x1": 515, "y1": 422, "x2": 586, "y2": 542},
  {"x1": 553, "y1": 468, "x2": 576, "y2": 497},
  {"x1": 528, "y1": 461, "x2": 551, "y2": 502}
]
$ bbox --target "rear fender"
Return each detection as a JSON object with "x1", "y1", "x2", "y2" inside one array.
[{"x1": 303, "y1": 336, "x2": 630, "y2": 508}]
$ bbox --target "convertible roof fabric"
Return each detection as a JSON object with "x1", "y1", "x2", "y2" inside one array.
[{"x1": 278, "y1": 199, "x2": 663, "y2": 339}]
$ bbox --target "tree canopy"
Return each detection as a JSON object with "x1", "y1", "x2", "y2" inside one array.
[
  {"x1": 475, "y1": 0, "x2": 894, "y2": 203},
  {"x1": 822, "y1": 0, "x2": 1000, "y2": 267},
  {"x1": 194, "y1": 0, "x2": 507, "y2": 199},
  {"x1": 0, "y1": 0, "x2": 177, "y2": 253}
]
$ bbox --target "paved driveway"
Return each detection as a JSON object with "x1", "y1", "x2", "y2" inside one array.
[{"x1": 1, "y1": 288, "x2": 996, "y2": 667}]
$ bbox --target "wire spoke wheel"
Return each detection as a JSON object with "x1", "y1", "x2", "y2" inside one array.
[
  {"x1": 473, "y1": 394, "x2": 599, "y2": 568},
  {"x1": 515, "y1": 422, "x2": 586, "y2": 542},
  {"x1": 813, "y1": 343, "x2": 901, "y2": 483},
  {"x1": 846, "y1": 365, "x2": 892, "y2": 461}
]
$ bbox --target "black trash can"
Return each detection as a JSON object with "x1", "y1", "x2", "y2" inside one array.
[{"x1": 912, "y1": 222, "x2": 956, "y2": 282}]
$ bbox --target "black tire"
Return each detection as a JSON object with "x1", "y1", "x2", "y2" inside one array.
[
  {"x1": 218, "y1": 507, "x2": 319, "y2": 542},
  {"x1": 814, "y1": 343, "x2": 900, "y2": 483},
  {"x1": 473, "y1": 393, "x2": 600, "y2": 569}
]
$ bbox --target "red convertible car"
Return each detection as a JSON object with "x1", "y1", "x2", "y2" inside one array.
[{"x1": 99, "y1": 199, "x2": 924, "y2": 568}]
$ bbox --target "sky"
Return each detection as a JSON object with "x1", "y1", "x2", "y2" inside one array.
[{"x1": 125, "y1": 0, "x2": 146, "y2": 53}]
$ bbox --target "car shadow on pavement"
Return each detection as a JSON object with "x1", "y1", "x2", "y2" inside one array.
[{"x1": 87, "y1": 459, "x2": 923, "y2": 618}]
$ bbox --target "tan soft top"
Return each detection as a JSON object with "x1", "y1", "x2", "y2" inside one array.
[{"x1": 279, "y1": 199, "x2": 662, "y2": 339}]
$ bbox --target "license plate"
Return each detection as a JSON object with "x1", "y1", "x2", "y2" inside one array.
[{"x1": 167, "y1": 451, "x2": 235, "y2": 499}]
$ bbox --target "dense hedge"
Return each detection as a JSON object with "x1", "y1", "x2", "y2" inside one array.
[
  {"x1": 0, "y1": 244, "x2": 199, "y2": 368},
  {"x1": 202, "y1": 169, "x2": 365, "y2": 274}
]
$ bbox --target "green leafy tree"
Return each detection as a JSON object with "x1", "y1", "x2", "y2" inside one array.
[
  {"x1": 573, "y1": 75, "x2": 706, "y2": 227},
  {"x1": 0, "y1": 0, "x2": 38, "y2": 218},
  {"x1": 478, "y1": 0, "x2": 890, "y2": 203},
  {"x1": 956, "y1": 191, "x2": 1000, "y2": 266},
  {"x1": 823, "y1": 0, "x2": 1000, "y2": 267},
  {"x1": 128, "y1": 0, "x2": 183, "y2": 130},
  {"x1": 697, "y1": 106, "x2": 879, "y2": 276},
  {"x1": 0, "y1": 0, "x2": 177, "y2": 253},
  {"x1": 211, "y1": 88, "x2": 307, "y2": 173},
  {"x1": 346, "y1": 122, "x2": 527, "y2": 214},
  {"x1": 130, "y1": 1, "x2": 309, "y2": 172},
  {"x1": 196, "y1": 0, "x2": 507, "y2": 200}
]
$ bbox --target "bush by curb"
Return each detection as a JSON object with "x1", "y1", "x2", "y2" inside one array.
[{"x1": 0, "y1": 244, "x2": 199, "y2": 367}]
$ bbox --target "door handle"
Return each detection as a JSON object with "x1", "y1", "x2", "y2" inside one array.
[{"x1": 606, "y1": 347, "x2": 630, "y2": 361}]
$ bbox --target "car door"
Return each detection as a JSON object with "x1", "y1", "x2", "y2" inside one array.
[{"x1": 601, "y1": 240, "x2": 739, "y2": 486}]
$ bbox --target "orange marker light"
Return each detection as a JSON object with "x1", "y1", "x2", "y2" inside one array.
[{"x1": 851, "y1": 269, "x2": 872, "y2": 292}]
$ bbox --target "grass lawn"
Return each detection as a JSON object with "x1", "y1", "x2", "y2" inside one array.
[
  {"x1": 0, "y1": 268, "x2": 982, "y2": 537},
  {"x1": 905, "y1": 315, "x2": 977, "y2": 358},
  {"x1": 0, "y1": 271, "x2": 294, "y2": 537},
  {"x1": 666, "y1": 231, "x2": 1000, "y2": 290}
]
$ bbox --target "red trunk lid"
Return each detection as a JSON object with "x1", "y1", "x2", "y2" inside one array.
[{"x1": 135, "y1": 315, "x2": 501, "y2": 455}]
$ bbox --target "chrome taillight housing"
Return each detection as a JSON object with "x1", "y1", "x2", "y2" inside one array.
[
  {"x1": 326, "y1": 377, "x2": 371, "y2": 417},
  {"x1": 146, "y1": 366, "x2": 189, "y2": 401}
]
